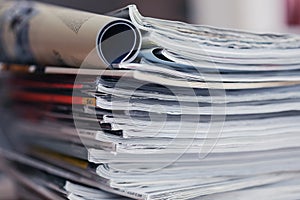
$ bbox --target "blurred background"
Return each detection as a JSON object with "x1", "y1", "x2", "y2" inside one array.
[{"x1": 34, "y1": 0, "x2": 300, "y2": 33}]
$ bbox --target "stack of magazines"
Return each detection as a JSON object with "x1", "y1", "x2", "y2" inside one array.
[{"x1": 0, "y1": 1, "x2": 300, "y2": 199}]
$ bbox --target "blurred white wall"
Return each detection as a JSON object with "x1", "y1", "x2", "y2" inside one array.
[{"x1": 189, "y1": 0, "x2": 291, "y2": 33}]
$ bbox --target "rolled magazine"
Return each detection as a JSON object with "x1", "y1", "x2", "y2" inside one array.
[{"x1": 0, "y1": 1, "x2": 141, "y2": 68}]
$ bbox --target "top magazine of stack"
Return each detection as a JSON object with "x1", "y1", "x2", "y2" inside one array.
[
  {"x1": 2, "y1": 0, "x2": 300, "y2": 73},
  {"x1": 1, "y1": 0, "x2": 300, "y2": 200}
]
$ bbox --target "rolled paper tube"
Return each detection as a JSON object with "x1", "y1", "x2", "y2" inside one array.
[{"x1": 0, "y1": 1, "x2": 142, "y2": 69}]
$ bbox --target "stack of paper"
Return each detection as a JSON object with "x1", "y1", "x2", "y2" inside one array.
[{"x1": 0, "y1": 1, "x2": 300, "y2": 200}]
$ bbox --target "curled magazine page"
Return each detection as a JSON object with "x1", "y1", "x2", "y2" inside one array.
[{"x1": 0, "y1": 1, "x2": 141, "y2": 68}]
